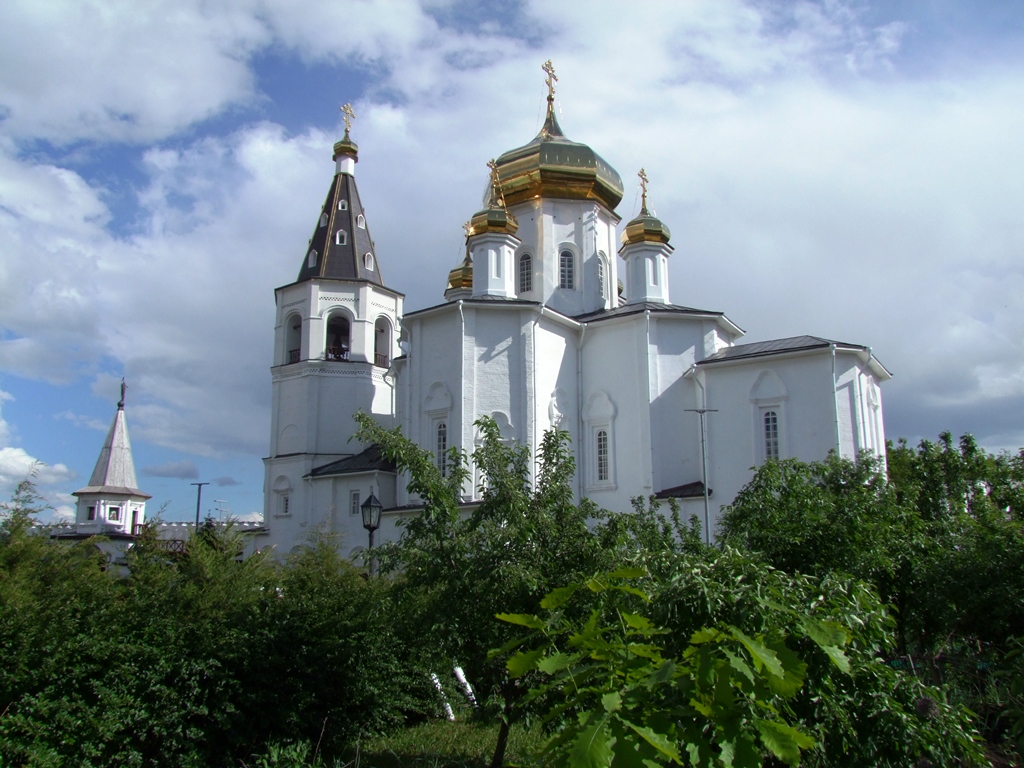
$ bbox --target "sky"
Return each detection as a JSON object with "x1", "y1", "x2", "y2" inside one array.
[{"x1": 1, "y1": 0, "x2": 1023, "y2": 523}]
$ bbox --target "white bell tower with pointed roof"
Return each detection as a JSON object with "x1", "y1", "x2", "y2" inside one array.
[
  {"x1": 72, "y1": 380, "x2": 150, "y2": 537},
  {"x1": 263, "y1": 105, "x2": 404, "y2": 545}
]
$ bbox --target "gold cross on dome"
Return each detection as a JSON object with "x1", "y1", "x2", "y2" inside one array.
[
  {"x1": 340, "y1": 103, "x2": 356, "y2": 134},
  {"x1": 462, "y1": 220, "x2": 473, "y2": 237},
  {"x1": 638, "y1": 168, "x2": 650, "y2": 212},
  {"x1": 486, "y1": 158, "x2": 505, "y2": 208},
  {"x1": 542, "y1": 60, "x2": 558, "y2": 99}
]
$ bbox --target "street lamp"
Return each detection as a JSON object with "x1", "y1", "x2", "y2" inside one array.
[{"x1": 360, "y1": 491, "x2": 383, "y2": 576}]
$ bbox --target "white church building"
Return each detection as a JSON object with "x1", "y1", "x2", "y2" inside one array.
[{"x1": 261, "y1": 76, "x2": 890, "y2": 558}]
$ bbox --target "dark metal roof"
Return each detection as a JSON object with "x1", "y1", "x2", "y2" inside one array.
[
  {"x1": 307, "y1": 444, "x2": 397, "y2": 478},
  {"x1": 574, "y1": 302, "x2": 728, "y2": 323},
  {"x1": 403, "y1": 297, "x2": 542, "y2": 319},
  {"x1": 295, "y1": 172, "x2": 385, "y2": 286},
  {"x1": 655, "y1": 481, "x2": 710, "y2": 500},
  {"x1": 697, "y1": 335, "x2": 867, "y2": 366}
]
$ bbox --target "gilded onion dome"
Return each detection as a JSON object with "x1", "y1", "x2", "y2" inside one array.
[
  {"x1": 468, "y1": 159, "x2": 518, "y2": 237},
  {"x1": 621, "y1": 168, "x2": 671, "y2": 245},
  {"x1": 447, "y1": 248, "x2": 473, "y2": 290},
  {"x1": 493, "y1": 61, "x2": 624, "y2": 210}
]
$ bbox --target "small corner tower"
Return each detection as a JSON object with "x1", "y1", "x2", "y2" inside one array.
[
  {"x1": 264, "y1": 104, "x2": 404, "y2": 531},
  {"x1": 620, "y1": 168, "x2": 673, "y2": 304},
  {"x1": 72, "y1": 380, "x2": 150, "y2": 537}
]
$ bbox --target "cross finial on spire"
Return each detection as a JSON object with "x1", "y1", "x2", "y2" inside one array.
[
  {"x1": 542, "y1": 60, "x2": 558, "y2": 101},
  {"x1": 462, "y1": 220, "x2": 473, "y2": 237},
  {"x1": 486, "y1": 158, "x2": 506, "y2": 210},
  {"x1": 340, "y1": 103, "x2": 356, "y2": 137},
  {"x1": 638, "y1": 168, "x2": 650, "y2": 215},
  {"x1": 118, "y1": 378, "x2": 127, "y2": 410}
]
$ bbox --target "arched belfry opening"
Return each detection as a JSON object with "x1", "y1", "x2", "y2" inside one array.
[
  {"x1": 326, "y1": 312, "x2": 351, "y2": 361},
  {"x1": 285, "y1": 313, "x2": 302, "y2": 364},
  {"x1": 374, "y1": 317, "x2": 392, "y2": 368}
]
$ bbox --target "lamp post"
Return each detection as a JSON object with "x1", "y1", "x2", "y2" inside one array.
[
  {"x1": 360, "y1": 490, "x2": 383, "y2": 576},
  {"x1": 191, "y1": 482, "x2": 210, "y2": 530}
]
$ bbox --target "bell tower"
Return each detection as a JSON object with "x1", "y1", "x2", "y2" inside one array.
[{"x1": 263, "y1": 105, "x2": 404, "y2": 531}]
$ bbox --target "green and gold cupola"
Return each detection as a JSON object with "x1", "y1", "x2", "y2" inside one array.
[
  {"x1": 492, "y1": 60, "x2": 623, "y2": 210},
  {"x1": 621, "y1": 168, "x2": 671, "y2": 246},
  {"x1": 620, "y1": 168, "x2": 673, "y2": 305}
]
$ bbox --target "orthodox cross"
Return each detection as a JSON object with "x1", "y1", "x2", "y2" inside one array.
[
  {"x1": 118, "y1": 378, "x2": 127, "y2": 410},
  {"x1": 542, "y1": 60, "x2": 558, "y2": 100},
  {"x1": 340, "y1": 103, "x2": 356, "y2": 135},
  {"x1": 638, "y1": 168, "x2": 650, "y2": 214},
  {"x1": 486, "y1": 158, "x2": 505, "y2": 209}
]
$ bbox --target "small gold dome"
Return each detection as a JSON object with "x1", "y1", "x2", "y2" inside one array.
[
  {"x1": 621, "y1": 168, "x2": 670, "y2": 245},
  {"x1": 447, "y1": 253, "x2": 473, "y2": 290},
  {"x1": 468, "y1": 159, "x2": 518, "y2": 236},
  {"x1": 493, "y1": 98, "x2": 623, "y2": 210},
  {"x1": 332, "y1": 135, "x2": 358, "y2": 162},
  {"x1": 621, "y1": 214, "x2": 671, "y2": 245}
]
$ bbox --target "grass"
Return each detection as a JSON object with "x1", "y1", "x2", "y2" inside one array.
[{"x1": 348, "y1": 719, "x2": 542, "y2": 768}]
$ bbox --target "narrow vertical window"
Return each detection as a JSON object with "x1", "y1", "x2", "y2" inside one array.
[
  {"x1": 519, "y1": 254, "x2": 532, "y2": 293},
  {"x1": 436, "y1": 422, "x2": 448, "y2": 477},
  {"x1": 338, "y1": 199, "x2": 348, "y2": 211},
  {"x1": 596, "y1": 430, "x2": 609, "y2": 482},
  {"x1": 308, "y1": 249, "x2": 318, "y2": 268},
  {"x1": 559, "y1": 250, "x2": 574, "y2": 289},
  {"x1": 87, "y1": 505, "x2": 96, "y2": 521},
  {"x1": 350, "y1": 490, "x2": 360, "y2": 516},
  {"x1": 357, "y1": 214, "x2": 366, "y2": 229},
  {"x1": 364, "y1": 252, "x2": 374, "y2": 271},
  {"x1": 336, "y1": 230, "x2": 347, "y2": 245},
  {"x1": 764, "y1": 411, "x2": 779, "y2": 460},
  {"x1": 598, "y1": 258, "x2": 606, "y2": 299},
  {"x1": 281, "y1": 494, "x2": 290, "y2": 515},
  {"x1": 319, "y1": 212, "x2": 328, "y2": 227}
]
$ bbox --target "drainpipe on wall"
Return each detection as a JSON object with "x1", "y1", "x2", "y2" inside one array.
[
  {"x1": 831, "y1": 343, "x2": 842, "y2": 458},
  {"x1": 576, "y1": 322, "x2": 587, "y2": 502}
]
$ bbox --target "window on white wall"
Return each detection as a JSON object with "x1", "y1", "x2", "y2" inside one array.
[
  {"x1": 764, "y1": 411, "x2": 779, "y2": 460},
  {"x1": 436, "y1": 421, "x2": 448, "y2": 477},
  {"x1": 281, "y1": 494, "x2": 290, "y2": 516},
  {"x1": 350, "y1": 490, "x2": 360, "y2": 516},
  {"x1": 597, "y1": 256, "x2": 606, "y2": 300},
  {"x1": 596, "y1": 430, "x2": 609, "y2": 481},
  {"x1": 583, "y1": 391, "x2": 616, "y2": 491},
  {"x1": 519, "y1": 254, "x2": 532, "y2": 293},
  {"x1": 559, "y1": 250, "x2": 574, "y2": 289},
  {"x1": 109, "y1": 506, "x2": 121, "y2": 521}
]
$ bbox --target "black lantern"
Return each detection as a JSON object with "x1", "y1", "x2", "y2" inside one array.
[{"x1": 360, "y1": 492, "x2": 383, "y2": 575}]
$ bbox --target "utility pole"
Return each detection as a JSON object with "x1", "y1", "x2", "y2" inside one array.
[
  {"x1": 685, "y1": 408, "x2": 718, "y2": 544},
  {"x1": 191, "y1": 482, "x2": 210, "y2": 529}
]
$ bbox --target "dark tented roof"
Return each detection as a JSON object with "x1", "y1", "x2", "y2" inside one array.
[
  {"x1": 698, "y1": 335, "x2": 866, "y2": 365},
  {"x1": 307, "y1": 444, "x2": 397, "y2": 478},
  {"x1": 295, "y1": 172, "x2": 384, "y2": 285}
]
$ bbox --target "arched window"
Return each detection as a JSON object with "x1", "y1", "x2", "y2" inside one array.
[
  {"x1": 373, "y1": 316, "x2": 390, "y2": 367},
  {"x1": 436, "y1": 422, "x2": 448, "y2": 477},
  {"x1": 338, "y1": 199, "x2": 348, "y2": 211},
  {"x1": 519, "y1": 254, "x2": 532, "y2": 293},
  {"x1": 559, "y1": 250, "x2": 574, "y2": 290},
  {"x1": 364, "y1": 252, "x2": 374, "y2": 271},
  {"x1": 326, "y1": 313, "x2": 350, "y2": 360},
  {"x1": 357, "y1": 214, "x2": 366, "y2": 229},
  {"x1": 307, "y1": 249, "x2": 318, "y2": 268},
  {"x1": 596, "y1": 430, "x2": 609, "y2": 481},
  {"x1": 764, "y1": 411, "x2": 779, "y2": 460},
  {"x1": 336, "y1": 230, "x2": 347, "y2": 245},
  {"x1": 597, "y1": 256, "x2": 606, "y2": 299},
  {"x1": 319, "y1": 212, "x2": 328, "y2": 227},
  {"x1": 285, "y1": 314, "x2": 302, "y2": 364}
]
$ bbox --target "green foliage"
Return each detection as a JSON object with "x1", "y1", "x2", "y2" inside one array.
[
  {"x1": 0, "y1": 485, "x2": 430, "y2": 767},
  {"x1": 498, "y1": 571, "x2": 844, "y2": 767}
]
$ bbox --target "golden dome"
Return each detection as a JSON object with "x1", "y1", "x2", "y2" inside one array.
[
  {"x1": 468, "y1": 159, "x2": 518, "y2": 237},
  {"x1": 621, "y1": 168, "x2": 670, "y2": 245},
  {"x1": 447, "y1": 252, "x2": 473, "y2": 290},
  {"x1": 493, "y1": 97, "x2": 623, "y2": 210}
]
